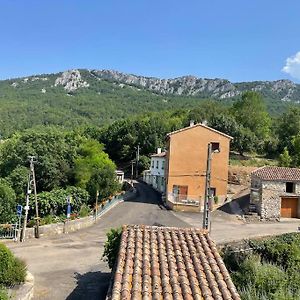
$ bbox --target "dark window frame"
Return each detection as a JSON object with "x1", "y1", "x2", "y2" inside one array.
[
  {"x1": 211, "y1": 142, "x2": 220, "y2": 152},
  {"x1": 286, "y1": 182, "x2": 295, "y2": 193}
]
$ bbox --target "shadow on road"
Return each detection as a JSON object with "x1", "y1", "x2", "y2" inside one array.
[
  {"x1": 123, "y1": 181, "x2": 167, "y2": 209},
  {"x1": 66, "y1": 271, "x2": 111, "y2": 300},
  {"x1": 216, "y1": 193, "x2": 250, "y2": 216}
]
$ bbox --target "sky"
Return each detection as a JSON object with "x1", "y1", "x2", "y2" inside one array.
[{"x1": 1, "y1": 0, "x2": 300, "y2": 82}]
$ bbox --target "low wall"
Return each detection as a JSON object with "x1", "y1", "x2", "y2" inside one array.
[
  {"x1": 166, "y1": 199, "x2": 201, "y2": 213},
  {"x1": 24, "y1": 195, "x2": 124, "y2": 240}
]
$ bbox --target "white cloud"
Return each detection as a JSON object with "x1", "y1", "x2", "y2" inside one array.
[{"x1": 282, "y1": 51, "x2": 300, "y2": 80}]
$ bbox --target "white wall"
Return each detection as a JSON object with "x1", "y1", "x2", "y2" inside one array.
[{"x1": 150, "y1": 157, "x2": 165, "y2": 176}]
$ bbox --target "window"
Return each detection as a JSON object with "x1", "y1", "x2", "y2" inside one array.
[
  {"x1": 151, "y1": 160, "x2": 154, "y2": 168},
  {"x1": 211, "y1": 142, "x2": 220, "y2": 152},
  {"x1": 209, "y1": 187, "x2": 216, "y2": 197},
  {"x1": 162, "y1": 161, "x2": 165, "y2": 170},
  {"x1": 286, "y1": 182, "x2": 295, "y2": 193},
  {"x1": 156, "y1": 160, "x2": 159, "y2": 169},
  {"x1": 173, "y1": 185, "x2": 188, "y2": 201}
]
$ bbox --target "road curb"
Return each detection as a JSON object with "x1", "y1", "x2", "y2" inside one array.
[{"x1": 8, "y1": 271, "x2": 34, "y2": 300}]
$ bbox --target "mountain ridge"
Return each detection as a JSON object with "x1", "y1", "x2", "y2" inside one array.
[{"x1": 6, "y1": 68, "x2": 300, "y2": 103}]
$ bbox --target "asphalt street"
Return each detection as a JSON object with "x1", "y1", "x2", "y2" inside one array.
[
  {"x1": 6, "y1": 182, "x2": 189, "y2": 300},
  {"x1": 5, "y1": 182, "x2": 299, "y2": 299}
]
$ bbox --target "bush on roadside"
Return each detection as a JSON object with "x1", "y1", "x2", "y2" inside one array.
[
  {"x1": 0, "y1": 243, "x2": 26, "y2": 287},
  {"x1": 79, "y1": 204, "x2": 90, "y2": 218},
  {"x1": 223, "y1": 233, "x2": 300, "y2": 300},
  {"x1": 0, "y1": 288, "x2": 8, "y2": 300},
  {"x1": 102, "y1": 227, "x2": 122, "y2": 269}
]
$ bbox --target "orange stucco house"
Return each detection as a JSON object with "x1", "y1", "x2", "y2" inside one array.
[{"x1": 164, "y1": 122, "x2": 232, "y2": 212}]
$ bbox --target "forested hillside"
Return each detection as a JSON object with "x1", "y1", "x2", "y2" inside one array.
[{"x1": 0, "y1": 69, "x2": 299, "y2": 138}]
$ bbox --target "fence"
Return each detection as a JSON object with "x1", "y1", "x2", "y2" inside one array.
[
  {"x1": 95, "y1": 194, "x2": 124, "y2": 219},
  {"x1": 0, "y1": 223, "x2": 18, "y2": 240}
]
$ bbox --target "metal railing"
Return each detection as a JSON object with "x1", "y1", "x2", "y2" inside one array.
[
  {"x1": 0, "y1": 223, "x2": 18, "y2": 240},
  {"x1": 95, "y1": 194, "x2": 124, "y2": 219}
]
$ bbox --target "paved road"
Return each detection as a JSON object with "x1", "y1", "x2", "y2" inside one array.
[
  {"x1": 5, "y1": 182, "x2": 300, "y2": 299},
  {"x1": 6, "y1": 182, "x2": 189, "y2": 300},
  {"x1": 174, "y1": 204, "x2": 300, "y2": 245}
]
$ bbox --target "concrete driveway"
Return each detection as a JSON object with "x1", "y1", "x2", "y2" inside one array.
[
  {"x1": 5, "y1": 182, "x2": 188, "y2": 300},
  {"x1": 173, "y1": 203, "x2": 300, "y2": 245}
]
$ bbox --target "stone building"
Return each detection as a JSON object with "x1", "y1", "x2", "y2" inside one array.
[{"x1": 250, "y1": 166, "x2": 300, "y2": 220}]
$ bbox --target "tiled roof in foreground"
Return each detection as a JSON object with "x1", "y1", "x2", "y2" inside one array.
[
  {"x1": 106, "y1": 225, "x2": 240, "y2": 300},
  {"x1": 252, "y1": 166, "x2": 300, "y2": 181}
]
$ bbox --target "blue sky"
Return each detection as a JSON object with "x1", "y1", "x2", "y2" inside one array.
[{"x1": 1, "y1": 0, "x2": 300, "y2": 82}]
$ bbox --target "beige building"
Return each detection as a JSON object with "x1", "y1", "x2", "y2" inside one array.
[{"x1": 164, "y1": 122, "x2": 232, "y2": 212}]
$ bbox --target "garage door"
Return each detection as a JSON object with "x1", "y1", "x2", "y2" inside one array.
[{"x1": 281, "y1": 197, "x2": 298, "y2": 218}]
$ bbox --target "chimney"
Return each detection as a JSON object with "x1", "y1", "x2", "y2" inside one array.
[
  {"x1": 157, "y1": 148, "x2": 162, "y2": 154},
  {"x1": 189, "y1": 120, "x2": 195, "y2": 127}
]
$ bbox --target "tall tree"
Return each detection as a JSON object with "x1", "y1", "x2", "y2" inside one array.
[
  {"x1": 232, "y1": 91, "x2": 271, "y2": 141},
  {"x1": 74, "y1": 140, "x2": 119, "y2": 200},
  {"x1": 0, "y1": 179, "x2": 16, "y2": 223}
]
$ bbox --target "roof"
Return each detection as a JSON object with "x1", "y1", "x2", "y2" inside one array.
[
  {"x1": 252, "y1": 166, "x2": 300, "y2": 181},
  {"x1": 166, "y1": 123, "x2": 233, "y2": 140},
  {"x1": 151, "y1": 151, "x2": 166, "y2": 158},
  {"x1": 106, "y1": 225, "x2": 240, "y2": 300}
]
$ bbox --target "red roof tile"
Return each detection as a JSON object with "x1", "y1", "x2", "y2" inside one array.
[
  {"x1": 252, "y1": 166, "x2": 300, "y2": 181},
  {"x1": 106, "y1": 225, "x2": 240, "y2": 300}
]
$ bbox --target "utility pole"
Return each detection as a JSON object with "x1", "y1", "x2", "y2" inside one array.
[
  {"x1": 95, "y1": 190, "x2": 99, "y2": 223},
  {"x1": 135, "y1": 144, "x2": 140, "y2": 179},
  {"x1": 20, "y1": 173, "x2": 31, "y2": 242},
  {"x1": 21, "y1": 156, "x2": 39, "y2": 242},
  {"x1": 203, "y1": 143, "x2": 212, "y2": 231},
  {"x1": 30, "y1": 156, "x2": 40, "y2": 238},
  {"x1": 131, "y1": 160, "x2": 134, "y2": 184}
]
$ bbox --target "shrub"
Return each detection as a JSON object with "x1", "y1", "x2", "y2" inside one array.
[
  {"x1": 102, "y1": 228, "x2": 122, "y2": 269},
  {"x1": 0, "y1": 288, "x2": 8, "y2": 300},
  {"x1": 0, "y1": 243, "x2": 26, "y2": 287},
  {"x1": 34, "y1": 186, "x2": 89, "y2": 219},
  {"x1": 213, "y1": 196, "x2": 219, "y2": 204},
  {"x1": 79, "y1": 204, "x2": 90, "y2": 218}
]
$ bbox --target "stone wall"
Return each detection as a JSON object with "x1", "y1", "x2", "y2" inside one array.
[{"x1": 260, "y1": 181, "x2": 300, "y2": 220}]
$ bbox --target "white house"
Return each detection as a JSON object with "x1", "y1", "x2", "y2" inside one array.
[
  {"x1": 115, "y1": 170, "x2": 124, "y2": 184},
  {"x1": 143, "y1": 148, "x2": 166, "y2": 193}
]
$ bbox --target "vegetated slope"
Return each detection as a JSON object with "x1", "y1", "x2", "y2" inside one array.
[{"x1": 0, "y1": 68, "x2": 299, "y2": 137}]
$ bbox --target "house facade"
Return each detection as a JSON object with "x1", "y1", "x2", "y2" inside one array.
[
  {"x1": 165, "y1": 122, "x2": 232, "y2": 212},
  {"x1": 143, "y1": 148, "x2": 166, "y2": 193},
  {"x1": 250, "y1": 166, "x2": 300, "y2": 219}
]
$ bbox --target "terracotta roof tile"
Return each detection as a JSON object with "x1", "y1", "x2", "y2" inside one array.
[
  {"x1": 106, "y1": 225, "x2": 240, "y2": 300},
  {"x1": 252, "y1": 166, "x2": 300, "y2": 181}
]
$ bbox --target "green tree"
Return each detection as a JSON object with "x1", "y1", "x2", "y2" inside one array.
[
  {"x1": 0, "y1": 127, "x2": 84, "y2": 192},
  {"x1": 232, "y1": 91, "x2": 271, "y2": 140},
  {"x1": 277, "y1": 107, "x2": 300, "y2": 152},
  {"x1": 278, "y1": 147, "x2": 292, "y2": 167},
  {"x1": 291, "y1": 134, "x2": 300, "y2": 166},
  {"x1": 74, "y1": 140, "x2": 119, "y2": 200},
  {"x1": 5, "y1": 166, "x2": 28, "y2": 199},
  {"x1": 0, "y1": 180, "x2": 16, "y2": 223}
]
